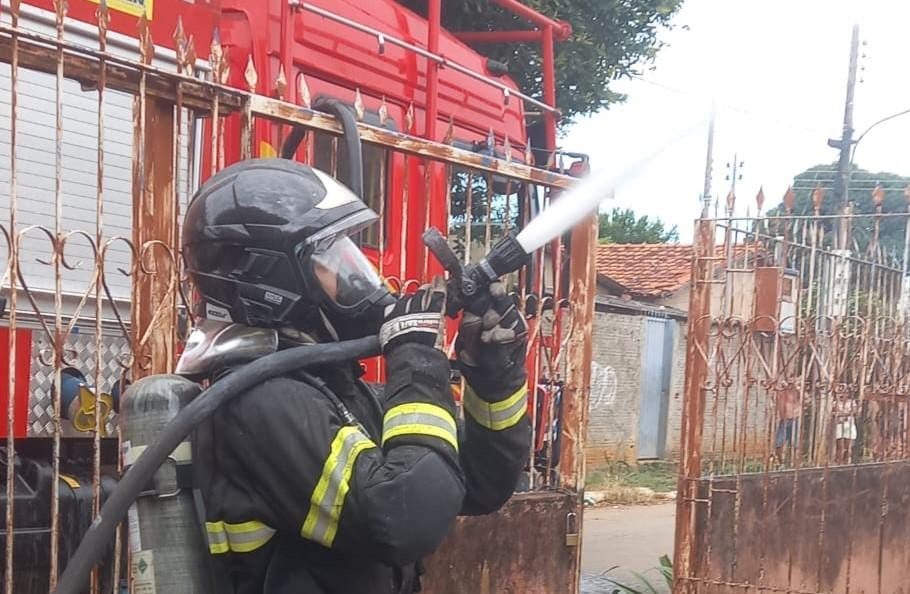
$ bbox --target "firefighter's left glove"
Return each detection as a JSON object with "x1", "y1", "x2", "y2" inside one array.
[
  {"x1": 380, "y1": 276, "x2": 447, "y2": 354},
  {"x1": 455, "y1": 281, "x2": 528, "y2": 401}
]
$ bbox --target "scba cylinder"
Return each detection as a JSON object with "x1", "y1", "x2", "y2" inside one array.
[{"x1": 121, "y1": 375, "x2": 213, "y2": 594}]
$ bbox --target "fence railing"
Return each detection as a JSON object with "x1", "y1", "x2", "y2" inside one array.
[
  {"x1": 0, "y1": 3, "x2": 595, "y2": 592},
  {"x1": 675, "y1": 187, "x2": 910, "y2": 593}
]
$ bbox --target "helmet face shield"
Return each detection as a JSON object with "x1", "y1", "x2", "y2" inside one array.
[{"x1": 307, "y1": 234, "x2": 385, "y2": 311}]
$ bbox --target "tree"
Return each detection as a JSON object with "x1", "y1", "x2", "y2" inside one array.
[
  {"x1": 598, "y1": 208, "x2": 678, "y2": 243},
  {"x1": 766, "y1": 163, "x2": 910, "y2": 259},
  {"x1": 395, "y1": 0, "x2": 683, "y2": 128}
]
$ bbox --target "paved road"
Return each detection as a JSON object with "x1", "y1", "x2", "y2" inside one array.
[{"x1": 580, "y1": 502, "x2": 676, "y2": 594}]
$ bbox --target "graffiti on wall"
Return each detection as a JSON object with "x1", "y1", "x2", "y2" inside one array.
[{"x1": 589, "y1": 361, "x2": 617, "y2": 410}]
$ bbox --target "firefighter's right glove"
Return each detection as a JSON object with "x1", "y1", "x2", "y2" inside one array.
[
  {"x1": 455, "y1": 281, "x2": 528, "y2": 401},
  {"x1": 379, "y1": 276, "x2": 447, "y2": 354}
]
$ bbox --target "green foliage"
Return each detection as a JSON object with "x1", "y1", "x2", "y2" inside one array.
[
  {"x1": 602, "y1": 555, "x2": 673, "y2": 594},
  {"x1": 766, "y1": 163, "x2": 910, "y2": 259},
  {"x1": 598, "y1": 208, "x2": 679, "y2": 244},
  {"x1": 395, "y1": 0, "x2": 683, "y2": 125}
]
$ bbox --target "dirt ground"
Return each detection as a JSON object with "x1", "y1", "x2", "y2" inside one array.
[{"x1": 580, "y1": 502, "x2": 676, "y2": 593}]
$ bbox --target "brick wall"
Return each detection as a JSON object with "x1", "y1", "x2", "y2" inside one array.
[{"x1": 585, "y1": 308, "x2": 688, "y2": 467}]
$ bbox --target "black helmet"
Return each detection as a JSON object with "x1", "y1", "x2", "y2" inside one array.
[{"x1": 182, "y1": 159, "x2": 393, "y2": 338}]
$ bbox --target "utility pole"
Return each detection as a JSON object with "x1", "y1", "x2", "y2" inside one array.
[
  {"x1": 828, "y1": 24, "x2": 860, "y2": 212},
  {"x1": 725, "y1": 153, "x2": 744, "y2": 195},
  {"x1": 701, "y1": 107, "x2": 715, "y2": 216}
]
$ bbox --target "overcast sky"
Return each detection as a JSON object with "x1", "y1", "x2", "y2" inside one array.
[{"x1": 562, "y1": 0, "x2": 910, "y2": 242}]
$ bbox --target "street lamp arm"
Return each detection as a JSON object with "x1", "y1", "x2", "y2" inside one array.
[{"x1": 857, "y1": 108, "x2": 910, "y2": 146}]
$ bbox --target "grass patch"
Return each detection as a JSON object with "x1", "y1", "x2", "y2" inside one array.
[{"x1": 586, "y1": 461, "x2": 677, "y2": 504}]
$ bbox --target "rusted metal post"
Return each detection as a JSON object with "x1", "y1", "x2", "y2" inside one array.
[
  {"x1": 541, "y1": 25, "x2": 557, "y2": 152},
  {"x1": 132, "y1": 95, "x2": 178, "y2": 377},
  {"x1": 425, "y1": 0, "x2": 441, "y2": 142},
  {"x1": 560, "y1": 214, "x2": 597, "y2": 593},
  {"x1": 673, "y1": 217, "x2": 715, "y2": 592}
]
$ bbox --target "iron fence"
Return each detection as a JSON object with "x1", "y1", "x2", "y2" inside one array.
[
  {"x1": 0, "y1": 2, "x2": 596, "y2": 592},
  {"x1": 675, "y1": 188, "x2": 910, "y2": 593}
]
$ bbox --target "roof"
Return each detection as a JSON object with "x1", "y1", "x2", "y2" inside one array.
[
  {"x1": 595, "y1": 294, "x2": 688, "y2": 320},
  {"x1": 596, "y1": 244, "x2": 695, "y2": 298},
  {"x1": 596, "y1": 243, "x2": 750, "y2": 298}
]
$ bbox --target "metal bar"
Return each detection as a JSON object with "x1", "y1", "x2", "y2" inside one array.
[
  {"x1": 0, "y1": 24, "x2": 241, "y2": 111},
  {"x1": 248, "y1": 96, "x2": 573, "y2": 187},
  {"x1": 90, "y1": 4, "x2": 109, "y2": 592},
  {"x1": 454, "y1": 30, "x2": 544, "y2": 44},
  {"x1": 3, "y1": 3, "x2": 20, "y2": 592},
  {"x1": 295, "y1": 2, "x2": 560, "y2": 115},
  {"x1": 49, "y1": 0, "x2": 67, "y2": 586},
  {"x1": 560, "y1": 214, "x2": 596, "y2": 594},
  {"x1": 541, "y1": 25, "x2": 557, "y2": 151},
  {"x1": 425, "y1": 0, "x2": 440, "y2": 141},
  {"x1": 488, "y1": 0, "x2": 573, "y2": 40},
  {"x1": 674, "y1": 218, "x2": 715, "y2": 592}
]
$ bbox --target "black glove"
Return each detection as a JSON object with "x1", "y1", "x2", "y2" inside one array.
[
  {"x1": 455, "y1": 281, "x2": 528, "y2": 399},
  {"x1": 379, "y1": 277, "x2": 446, "y2": 354}
]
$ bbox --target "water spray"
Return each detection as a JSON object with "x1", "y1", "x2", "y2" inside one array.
[{"x1": 424, "y1": 120, "x2": 707, "y2": 302}]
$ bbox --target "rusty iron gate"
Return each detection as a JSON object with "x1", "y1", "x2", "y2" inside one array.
[
  {"x1": 0, "y1": 3, "x2": 597, "y2": 593},
  {"x1": 674, "y1": 187, "x2": 910, "y2": 593}
]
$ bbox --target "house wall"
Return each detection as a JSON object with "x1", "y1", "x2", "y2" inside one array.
[{"x1": 585, "y1": 308, "x2": 688, "y2": 467}]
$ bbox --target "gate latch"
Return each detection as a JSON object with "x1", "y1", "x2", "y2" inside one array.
[{"x1": 565, "y1": 512, "x2": 579, "y2": 547}]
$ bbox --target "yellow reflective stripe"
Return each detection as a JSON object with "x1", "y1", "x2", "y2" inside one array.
[
  {"x1": 463, "y1": 384, "x2": 528, "y2": 431},
  {"x1": 206, "y1": 520, "x2": 275, "y2": 555},
  {"x1": 301, "y1": 426, "x2": 376, "y2": 548},
  {"x1": 382, "y1": 403, "x2": 458, "y2": 450}
]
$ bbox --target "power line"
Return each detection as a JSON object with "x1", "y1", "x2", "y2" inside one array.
[{"x1": 629, "y1": 75, "x2": 832, "y2": 136}]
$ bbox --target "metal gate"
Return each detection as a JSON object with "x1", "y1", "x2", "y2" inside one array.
[
  {"x1": 639, "y1": 316, "x2": 674, "y2": 460},
  {"x1": 0, "y1": 3, "x2": 597, "y2": 592},
  {"x1": 674, "y1": 188, "x2": 910, "y2": 593}
]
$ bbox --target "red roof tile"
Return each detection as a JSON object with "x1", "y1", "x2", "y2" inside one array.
[
  {"x1": 596, "y1": 244, "x2": 694, "y2": 297},
  {"x1": 596, "y1": 243, "x2": 750, "y2": 298}
]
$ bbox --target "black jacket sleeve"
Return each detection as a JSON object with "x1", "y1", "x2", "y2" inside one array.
[
  {"x1": 223, "y1": 345, "x2": 466, "y2": 568},
  {"x1": 457, "y1": 368, "x2": 532, "y2": 516}
]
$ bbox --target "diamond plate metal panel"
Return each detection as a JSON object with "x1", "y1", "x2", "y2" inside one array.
[{"x1": 27, "y1": 328, "x2": 130, "y2": 437}]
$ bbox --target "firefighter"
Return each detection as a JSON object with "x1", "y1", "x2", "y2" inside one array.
[{"x1": 181, "y1": 159, "x2": 531, "y2": 594}]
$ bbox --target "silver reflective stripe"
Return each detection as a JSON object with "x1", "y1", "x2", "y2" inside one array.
[
  {"x1": 463, "y1": 385, "x2": 528, "y2": 431},
  {"x1": 301, "y1": 427, "x2": 376, "y2": 548},
  {"x1": 381, "y1": 403, "x2": 458, "y2": 450},
  {"x1": 207, "y1": 521, "x2": 276, "y2": 555}
]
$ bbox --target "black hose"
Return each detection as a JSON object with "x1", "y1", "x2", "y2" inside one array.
[
  {"x1": 53, "y1": 336, "x2": 381, "y2": 594},
  {"x1": 281, "y1": 97, "x2": 364, "y2": 201}
]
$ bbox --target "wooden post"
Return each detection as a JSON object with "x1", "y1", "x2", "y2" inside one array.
[
  {"x1": 673, "y1": 217, "x2": 715, "y2": 592},
  {"x1": 561, "y1": 213, "x2": 597, "y2": 594},
  {"x1": 131, "y1": 96, "x2": 177, "y2": 378}
]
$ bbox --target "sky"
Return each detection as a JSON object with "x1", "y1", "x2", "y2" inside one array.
[{"x1": 562, "y1": 0, "x2": 910, "y2": 242}]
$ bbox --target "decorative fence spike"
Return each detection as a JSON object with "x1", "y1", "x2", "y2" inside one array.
[
  {"x1": 783, "y1": 185, "x2": 796, "y2": 213},
  {"x1": 298, "y1": 74, "x2": 312, "y2": 109},
  {"x1": 354, "y1": 88, "x2": 365, "y2": 121},
  {"x1": 503, "y1": 134, "x2": 512, "y2": 163},
  {"x1": 442, "y1": 116, "x2": 454, "y2": 145},
  {"x1": 524, "y1": 140, "x2": 534, "y2": 166},
  {"x1": 405, "y1": 102, "x2": 414, "y2": 132},
  {"x1": 138, "y1": 14, "x2": 154, "y2": 65},
  {"x1": 244, "y1": 54, "x2": 258, "y2": 92},
  {"x1": 872, "y1": 183, "x2": 885, "y2": 209},
  {"x1": 209, "y1": 27, "x2": 223, "y2": 78},
  {"x1": 97, "y1": 0, "x2": 110, "y2": 46},
  {"x1": 755, "y1": 186, "x2": 765, "y2": 214},
  {"x1": 173, "y1": 17, "x2": 186, "y2": 73},
  {"x1": 275, "y1": 64, "x2": 287, "y2": 100},
  {"x1": 378, "y1": 96, "x2": 389, "y2": 127},
  {"x1": 811, "y1": 184, "x2": 826, "y2": 212},
  {"x1": 184, "y1": 34, "x2": 198, "y2": 74}
]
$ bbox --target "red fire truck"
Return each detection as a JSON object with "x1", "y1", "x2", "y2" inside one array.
[{"x1": 0, "y1": 0, "x2": 588, "y2": 591}]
